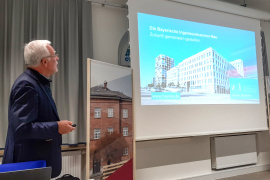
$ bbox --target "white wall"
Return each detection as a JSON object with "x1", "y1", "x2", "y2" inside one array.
[
  {"x1": 135, "y1": 132, "x2": 270, "y2": 180},
  {"x1": 92, "y1": 3, "x2": 128, "y2": 65},
  {"x1": 92, "y1": 1, "x2": 270, "y2": 179}
]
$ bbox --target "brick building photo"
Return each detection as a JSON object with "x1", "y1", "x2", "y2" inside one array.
[{"x1": 89, "y1": 81, "x2": 133, "y2": 177}]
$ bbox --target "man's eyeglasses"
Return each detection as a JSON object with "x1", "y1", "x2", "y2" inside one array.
[
  {"x1": 44, "y1": 54, "x2": 59, "y2": 58},
  {"x1": 41, "y1": 54, "x2": 59, "y2": 62}
]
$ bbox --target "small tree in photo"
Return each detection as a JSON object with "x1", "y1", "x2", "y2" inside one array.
[{"x1": 95, "y1": 132, "x2": 128, "y2": 165}]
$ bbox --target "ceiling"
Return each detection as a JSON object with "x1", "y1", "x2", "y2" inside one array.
[
  {"x1": 101, "y1": 0, "x2": 270, "y2": 13},
  {"x1": 218, "y1": 0, "x2": 270, "y2": 13}
]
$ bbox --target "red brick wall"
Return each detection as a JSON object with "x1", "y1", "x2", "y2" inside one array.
[
  {"x1": 90, "y1": 99, "x2": 120, "y2": 140},
  {"x1": 120, "y1": 101, "x2": 133, "y2": 136},
  {"x1": 90, "y1": 98, "x2": 133, "y2": 169},
  {"x1": 122, "y1": 136, "x2": 133, "y2": 162}
]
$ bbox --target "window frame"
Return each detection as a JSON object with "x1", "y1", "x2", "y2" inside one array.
[
  {"x1": 123, "y1": 109, "x2": 128, "y2": 118},
  {"x1": 94, "y1": 129, "x2": 101, "y2": 139},
  {"x1": 108, "y1": 127, "x2": 114, "y2": 134},
  {"x1": 108, "y1": 107, "x2": 114, "y2": 118},
  {"x1": 123, "y1": 127, "x2": 128, "y2": 136},
  {"x1": 94, "y1": 108, "x2": 101, "y2": 118},
  {"x1": 123, "y1": 148, "x2": 129, "y2": 156}
]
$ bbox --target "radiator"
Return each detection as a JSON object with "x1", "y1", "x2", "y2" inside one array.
[
  {"x1": 211, "y1": 134, "x2": 257, "y2": 170},
  {"x1": 53, "y1": 150, "x2": 82, "y2": 179}
]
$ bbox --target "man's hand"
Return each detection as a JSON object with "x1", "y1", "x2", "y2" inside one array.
[{"x1": 57, "y1": 120, "x2": 75, "y2": 134}]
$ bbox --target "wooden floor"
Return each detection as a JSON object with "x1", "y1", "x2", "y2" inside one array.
[{"x1": 220, "y1": 170, "x2": 270, "y2": 180}]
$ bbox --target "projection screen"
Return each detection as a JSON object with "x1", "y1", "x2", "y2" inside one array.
[{"x1": 128, "y1": 0, "x2": 268, "y2": 141}]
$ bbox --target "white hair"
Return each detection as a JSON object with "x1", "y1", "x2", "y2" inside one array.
[{"x1": 24, "y1": 40, "x2": 51, "y2": 67}]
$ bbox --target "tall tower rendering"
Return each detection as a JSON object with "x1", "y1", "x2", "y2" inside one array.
[{"x1": 155, "y1": 55, "x2": 174, "y2": 87}]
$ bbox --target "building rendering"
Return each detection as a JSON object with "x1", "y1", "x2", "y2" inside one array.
[
  {"x1": 165, "y1": 47, "x2": 244, "y2": 93},
  {"x1": 166, "y1": 66, "x2": 179, "y2": 87},
  {"x1": 155, "y1": 55, "x2": 175, "y2": 87},
  {"x1": 230, "y1": 59, "x2": 245, "y2": 77}
]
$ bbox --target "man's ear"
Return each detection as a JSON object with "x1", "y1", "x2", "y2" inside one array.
[{"x1": 41, "y1": 58, "x2": 48, "y2": 67}]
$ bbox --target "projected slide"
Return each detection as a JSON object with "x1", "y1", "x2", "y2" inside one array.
[{"x1": 138, "y1": 12, "x2": 259, "y2": 105}]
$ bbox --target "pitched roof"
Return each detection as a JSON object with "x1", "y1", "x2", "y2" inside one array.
[{"x1": 90, "y1": 86, "x2": 132, "y2": 101}]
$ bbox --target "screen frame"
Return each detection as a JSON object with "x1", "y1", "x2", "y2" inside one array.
[{"x1": 128, "y1": 0, "x2": 268, "y2": 141}]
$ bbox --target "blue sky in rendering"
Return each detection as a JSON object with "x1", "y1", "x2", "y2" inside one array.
[{"x1": 138, "y1": 13, "x2": 258, "y2": 87}]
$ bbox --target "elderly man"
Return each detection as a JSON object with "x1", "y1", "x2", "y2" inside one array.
[{"x1": 2, "y1": 40, "x2": 75, "y2": 178}]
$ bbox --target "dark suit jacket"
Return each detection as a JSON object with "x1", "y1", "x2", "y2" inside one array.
[{"x1": 2, "y1": 68, "x2": 62, "y2": 178}]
